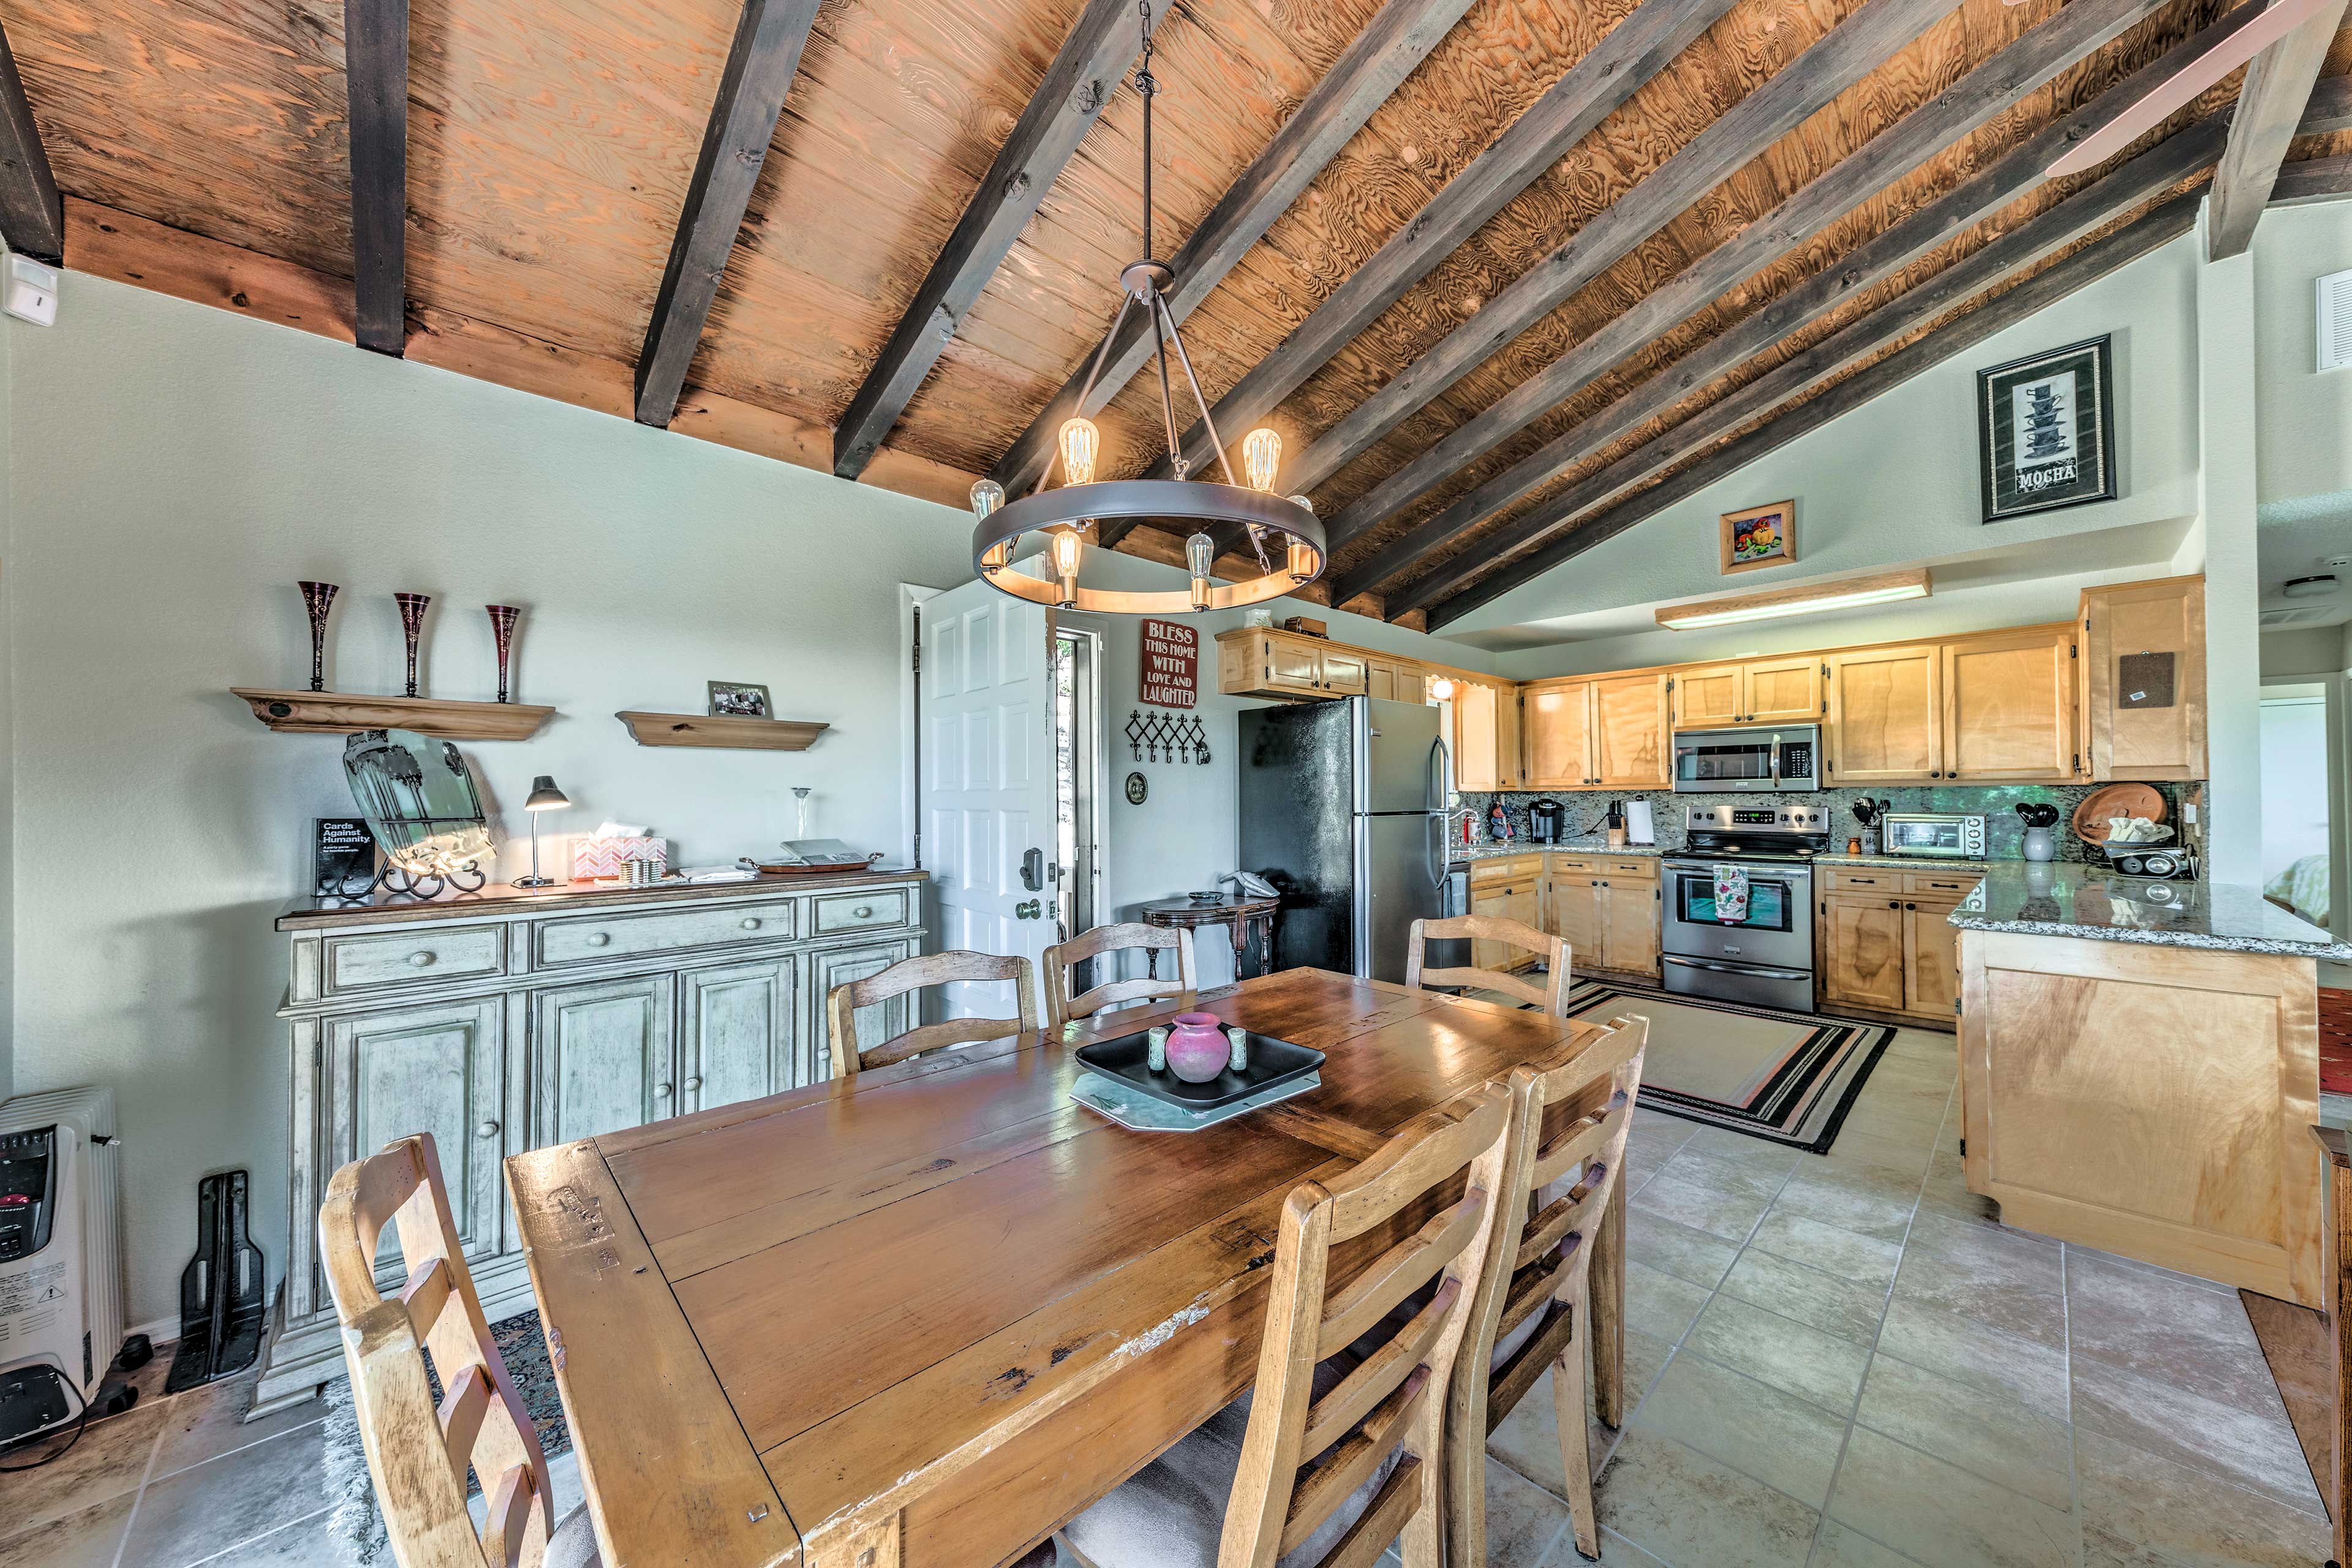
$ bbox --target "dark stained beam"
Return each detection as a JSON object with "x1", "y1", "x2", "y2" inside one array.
[
  {"x1": 1083, "y1": 0, "x2": 1742, "y2": 546},
  {"x1": 1244, "y1": 0, "x2": 1959, "y2": 503},
  {"x1": 833, "y1": 0, "x2": 1158, "y2": 478},
  {"x1": 0, "y1": 24, "x2": 60, "y2": 266},
  {"x1": 2207, "y1": 0, "x2": 2350, "y2": 259},
  {"x1": 2272, "y1": 150, "x2": 2352, "y2": 201},
  {"x1": 2301, "y1": 72, "x2": 2352, "y2": 133},
  {"x1": 1425, "y1": 190, "x2": 2203, "y2": 629},
  {"x1": 1324, "y1": 0, "x2": 2188, "y2": 556},
  {"x1": 990, "y1": 0, "x2": 1482, "y2": 499},
  {"x1": 1396, "y1": 121, "x2": 2222, "y2": 621},
  {"x1": 635, "y1": 0, "x2": 824, "y2": 429},
  {"x1": 1331, "y1": 0, "x2": 2261, "y2": 603},
  {"x1": 344, "y1": 0, "x2": 408, "y2": 353}
]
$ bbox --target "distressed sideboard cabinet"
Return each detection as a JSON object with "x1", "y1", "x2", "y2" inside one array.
[{"x1": 251, "y1": 870, "x2": 927, "y2": 1416}]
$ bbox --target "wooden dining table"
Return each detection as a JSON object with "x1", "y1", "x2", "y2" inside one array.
[{"x1": 505, "y1": 967, "x2": 1620, "y2": 1568}]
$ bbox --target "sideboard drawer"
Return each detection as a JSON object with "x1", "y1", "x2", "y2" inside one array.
[
  {"x1": 537, "y1": 899, "x2": 801, "y2": 967},
  {"x1": 325, "y1": 924, "x2": 507, "y2": 996},
  {"x1": 813, "y1": 887, "x2": 913, "y2": 935}
]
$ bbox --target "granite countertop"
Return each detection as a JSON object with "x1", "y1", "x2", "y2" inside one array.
[
  {"x1": 1452, "y1": 842, "x2": 1667, "y2": 862},
  {"x1": 1947, "y1": 862, "x2": 2352, "y2": 960},
  {"x1": 1814, "y1": 854, "x2": 1991, "y2": 872},
  {"x1": 277, "y1": 866, "x2": 928, "y2": 930}
]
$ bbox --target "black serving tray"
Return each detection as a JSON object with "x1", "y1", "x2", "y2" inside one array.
[{"x1": 1074, "y1": 1030, "x2": 1325, "y2": 1111}]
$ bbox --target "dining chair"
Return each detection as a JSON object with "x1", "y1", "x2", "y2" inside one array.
[
  {"x1": 1448, "y1": 1014, "x2": 1649, "y2": 1565},
  {"x1": 827, "y1": 949, "x2": 1039, "y2": 1076},
  {"x1": 1040, "y1": 922, "x2": 1198, "y2": 1028},
  {"x1": 1404, "y1": 914, "x2": 1573, "y2": 1015},
  {"x1": 318, "y1": 1132, "x2": 600, "y2": 1568},
  {"x1": 1055, "y1": 1080, "x2": 1515, "y2": 1568}
]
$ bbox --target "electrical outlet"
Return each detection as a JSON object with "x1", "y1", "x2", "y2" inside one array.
[
  {"x1": 4, "y1": 256, "x2": 58, "y2": 326},
  {"x1": 2183, "y1": 802, "x2": 2197, "y2": 825}
]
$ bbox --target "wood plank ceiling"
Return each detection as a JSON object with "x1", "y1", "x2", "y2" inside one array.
[{"x1": 1, "y1": 0, "x2": 2343, "y2": 630}]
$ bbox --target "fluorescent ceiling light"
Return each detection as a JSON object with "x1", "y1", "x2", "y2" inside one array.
[{"x1": 1655, "y1": 568, "x2": 1931, "y2": 630}]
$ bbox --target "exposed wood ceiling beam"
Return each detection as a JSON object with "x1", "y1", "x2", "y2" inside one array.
[
  {"x1": 832, "y1": 0, "x2": 1156, "y2": 480},
  {"x1": 989, "y1": 0, "x2": 1482, "y2": 499},
  {"x1": 1084, "y1": 0, "x2": 1741, "y2": 548},
  {"x1": 1324, "y1": 0, "x2": 2189, "y2": 558},
  {"x1": 2301, "y1": 71, "x2": 2352, "y2": 133},
  {"x1": 1393, "y1": 118, "x2": 2223, "y2": 620},
  {"x1": 1425, "y1": 189, "x2": 2203, "y2": 629},
  {"x1": 2206, "y1": 0, "x2": 2350, "y2": 259},
  {"x1": 633, "y1": 0, "x2": 824, "y2": 429},
  {"x1": 0, "y1": 23, "x2": 61, "y2": 266},
  {"x1": 1332, "y1": 1, "x2": 2262, "y2": 604},
  {"x1": 2271, "y1": 149, "x2": 2352, "y2": 201},
  {"x1": 1241, "y1": 0, "x2": 1960, "y2": 503},
  {"x1": 344, "y1": 0, "x2": 408, "y2": 353}
]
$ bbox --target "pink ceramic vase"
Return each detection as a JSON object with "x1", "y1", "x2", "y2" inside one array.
[{"x1": 1164, "y1": 1012, "x2": 1230, "y2": 1084}]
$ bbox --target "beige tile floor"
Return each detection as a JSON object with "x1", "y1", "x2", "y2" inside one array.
[{"x1": 0, "y1": 1023, "x2": 2326, "y2": 1567}]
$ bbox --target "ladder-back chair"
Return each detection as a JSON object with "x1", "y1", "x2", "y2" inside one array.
[
  {"x1": 1041, "y1": 923, "x2": 1197, "y2": 1028},
  {"x1": 827, "y1": 949, "x2": 1038, "y2": 1076},
  {"x1": 1404, "y1": 916, "x2": 1572, "y2": 1015}
]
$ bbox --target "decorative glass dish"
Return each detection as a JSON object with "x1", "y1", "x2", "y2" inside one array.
[{"x1": 1072, "y1": 1030, "x2": 1324, "y2": 1111}]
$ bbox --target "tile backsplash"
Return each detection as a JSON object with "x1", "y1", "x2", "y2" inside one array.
[{"x1": 1459, "y1": 782, "x2": 2199, "y2": 863}]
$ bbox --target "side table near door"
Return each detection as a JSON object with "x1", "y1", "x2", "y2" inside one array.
[{"x1": 1140, "y1": 894, "x2": 1281, "y2": 981}]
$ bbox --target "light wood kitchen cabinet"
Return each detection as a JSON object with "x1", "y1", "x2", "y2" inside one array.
[
  {"x1": 1469, "y1": 856, "x2": 1543, "y2": 970},
  {"x1": 1593, "y1": 673, "x2": 1671, "y2": 787},
  {"x1": 1672, "y1": 658, "x2": 1819, "y2": 727},
  {"x1": 1319, "y1": 644, "x2": 1370, "y2": 696},
  {"x1": 1817, "y1": 872, "x2": 1978, "y2": 1023},
  {"x1": 1454, "y1": 679, "x2": 1509, "y2": 792},
  {"x1": 1215, "y1": 628, "x2": 1424, "y2": 705},
  {"x1": 1825, "y1": 644, "x2": 1942, "y2": 782},
  {"x1": 1545, "y1": 854, "x2": 1658, "y2": 976},
  {"x1": 2078, "y1": 575, "x2": 2206, "y2": 782},
  {"x1": 1364, "y1": 653, "x2": 1424, "y2": 702},
  {"x1": 1904, "y1": 900, "x2": 1962, "y2": 1018},
  {"x1": 1941, "y1": 627, "x2": 2075, "y2": 782},
  {"x1": 1820, "y1": 895, "x2": 1907, "y2": 1012},
  {"x1": 1523, "y1": 681, "x2": 1594, "y2": 788}
]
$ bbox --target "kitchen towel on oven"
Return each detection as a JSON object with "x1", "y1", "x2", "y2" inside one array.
[{"x1": 1713, "y1": 864, "x2": 1749, "y2": 923}]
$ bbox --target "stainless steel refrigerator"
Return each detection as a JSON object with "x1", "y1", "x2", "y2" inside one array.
[{"x1": 1238, "y1": 696, "x2": 1450, "y2": 983}]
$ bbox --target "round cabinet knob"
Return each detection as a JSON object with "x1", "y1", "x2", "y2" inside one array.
[
  {"x1": 407, "y1": 951, "x2": 436, "y2": 968},
  {"x1": 1906, "y1": 902, "x2": 1917, "y2": 910},
  {"x1": 476, "y1": 1120, "x2": 500, "y2": 1138},
  {"x1": 655, "y1": 1082, "x2": 673, "y2": 1099},
  {"x1": 853, "y1": 905, "x2": 874, "y2": 919},
  {"x1": 586, "y1": 932, "x2": 612, "y2": 948},
  {"x1": 741, "y1": 918, "x2": 761, "y2": 930},
  {"x1": 1888, "y1": 900, "x2": 1900, "y2": 908},
  {"x1": 684, "y1": 1076, "x2": 702, "y2": 1092}
]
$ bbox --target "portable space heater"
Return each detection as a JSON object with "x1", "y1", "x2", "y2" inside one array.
[{"x1": 0, "y1": 1087, "x2": 124, "y2": 1448}]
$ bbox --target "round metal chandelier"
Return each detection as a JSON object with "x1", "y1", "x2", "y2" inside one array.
[{"x1": 970, "y1": 1, "x2": 1325, "y2": 615}]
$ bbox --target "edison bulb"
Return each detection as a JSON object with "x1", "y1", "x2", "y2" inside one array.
[
  {"x1": 1058, "y1": 417, "x2": 1100, "y2": 488},
  {"x1": 1187, "y1": 530, "x2": 1216, "y2": 612},
  {"x1": 1242, "y1": 427, "x2": 1281, "y2": 493},
  {"x1": 969, "y1": 478, "x2": 1005, "y2": 520},
  {"x1": 1287, "y1": 493, "x2": 1315, "y2": 514},
  {"x1": 1050, "y1": 526, "x2": 1085, "y2": 584}
]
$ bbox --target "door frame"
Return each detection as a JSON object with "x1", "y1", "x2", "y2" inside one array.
[
  {"x1": 899, "y1": 581, "x2": 942, "y2": 875},
  {"x1": 1054, "y1": 611, "x2": 1113, "y2": 952}
]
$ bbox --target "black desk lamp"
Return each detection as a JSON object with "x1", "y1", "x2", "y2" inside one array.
[{"x1": 517, "y1": 775, "x2": 569, "y2": 888}]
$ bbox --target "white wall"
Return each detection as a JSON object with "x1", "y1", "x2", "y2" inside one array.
[
  {"x1": 2255, "y1": 202, "x2": 2352, "y2": 507},
  {"x1": 4, "y1": 276, "x2": 979, "y2": 1327},
  {"x1": 2197, "y1": 228, "x2": 2264, "y2": 884},
  {"x1": 2260, "y1": 688, "x2": 2331, "y2": 884}
]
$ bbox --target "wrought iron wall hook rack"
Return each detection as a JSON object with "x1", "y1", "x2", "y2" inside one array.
[{"x1": 1125, "y1": 708, "x2": 1209, "y2": 764}]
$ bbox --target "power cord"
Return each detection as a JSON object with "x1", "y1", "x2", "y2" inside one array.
[{"x1": 0, "y1": 1373, "x2": 89, "y2": 1472}]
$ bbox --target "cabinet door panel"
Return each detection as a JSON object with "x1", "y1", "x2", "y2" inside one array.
[
  {"x1": 330, "y1": 997, "x2": 507, "y2": 1272},
  {"x1": 1523, "y1": 684, "x2": 1593, "y2": 788},
  {"x1": 1455, "y1": 682, "x2": 1502, "y2": 793},
  {"x1": 1267, "y1": 636, "x2": 1322, "y2": 695},
  {"x1": 1600, "y1": 880, "x2": 1659, "y2": 974},
  {"x1": 1674, "y1": 666, "x2": 1743, "y2": 728},
  {"x1": 1942, "y1": 629, "x2": 2073, "y2": 782},
  {"x1": 1822, "y1": 899, "x2": 1907, "y2": 1012},
  {"x1": 682, "y1": 957, "x2": 798, "y2": 1110},
  {"x1": 533, "y1": 974, "x2": 676, "y2": 1145},
  {"x1": 1827, "y1": 647, "x2": 1940, "y2": 782},
  {"x1": 2082, "y1": 578, "x2": 2205, "y2": 780},
  {"x1": 809, "y1": 940, "x2": 918, "y2": 1079},
  {"x1": 1550, "y1": 879, "x2": 1602, "y2": 974},
  {"x1": 1593, "y1": 674, "x2": 1669, "y2": 788},
  {"x1": 1905, "y1": 902, "x2": 1961, "y2": 1019},
  {"x1": 1744, "y1": 658, "x2": 1821, "y2": 723},
  {"x1": 1319, "y1": 648, "x2": 1369, "y2": 696}
]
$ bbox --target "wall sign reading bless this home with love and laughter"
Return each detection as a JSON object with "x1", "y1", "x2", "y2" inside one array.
[{"x1": 1140, "y1": 619, "x2": 1199, "y2": 708}]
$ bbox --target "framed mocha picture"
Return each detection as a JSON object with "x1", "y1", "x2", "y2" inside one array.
[
  {"x1": 1978, "y1": 336, "x2": 2116, "y2": 522},
  {"x1": 1719, "y1": 500, "x2": 1795, "y2": 574}
]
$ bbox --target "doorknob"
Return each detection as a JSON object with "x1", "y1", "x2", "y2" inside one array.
[
  {"x1": 1020, "y1": 846, "x2": 1044, "y2": 892},
  {"x1": 1015, "y1": 899, "x2": 1044, "y2": 920}
]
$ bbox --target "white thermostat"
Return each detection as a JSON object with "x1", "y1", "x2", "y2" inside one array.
[{"x1": 2, "y1": 255, "x2": 58, "y2": 327}]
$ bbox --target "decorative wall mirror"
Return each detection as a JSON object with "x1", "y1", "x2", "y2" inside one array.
[{"x1": 341, "y1": 729, "x2": 496, "y2": 896}]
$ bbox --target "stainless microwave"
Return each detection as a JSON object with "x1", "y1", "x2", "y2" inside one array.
[{"x1": 1670, "y1": 724, "x2": 1821, "y2": 793}]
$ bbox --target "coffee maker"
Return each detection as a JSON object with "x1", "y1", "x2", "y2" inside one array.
[{"x1": 1528, "y1": 799, "x2": 1566, "y2": 844}]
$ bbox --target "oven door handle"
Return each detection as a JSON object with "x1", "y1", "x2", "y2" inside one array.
[{"x1": 1662, "y1": 954, "x2": 1812, "y2": 982}]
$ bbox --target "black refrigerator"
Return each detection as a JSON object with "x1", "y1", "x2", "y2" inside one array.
[{"x1": 1238, "y1": 696, "x2": 1452, "y2": 984}]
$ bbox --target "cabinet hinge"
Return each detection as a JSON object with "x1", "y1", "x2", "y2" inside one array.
[
  {"x1": 2070, "y1": 644, "x2": 2077, "y2": 658},
  {"x1": 2073, "y1": 753, "x2": 2081, "y2": 774},
  {"x1": 1665, "y1": 677, "x2": 1674, "y2": 692}
]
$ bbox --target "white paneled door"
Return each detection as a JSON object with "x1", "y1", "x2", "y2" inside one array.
[{"x1": 918, "y1": 578, "x2": 1058, "y2": 1022}]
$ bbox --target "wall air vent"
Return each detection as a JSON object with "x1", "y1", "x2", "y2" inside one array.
[{"x1": 2320, "y1": 267, "x2": 2352, "y2": 372}]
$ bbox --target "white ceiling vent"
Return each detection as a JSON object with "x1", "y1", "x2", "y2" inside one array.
[
  {"x1": 2320, "y1": 267, "x2": 2352, "y2": 371},
  {"x1": 2261, "y1": 604, "x2": 2338, "y2": 626}
]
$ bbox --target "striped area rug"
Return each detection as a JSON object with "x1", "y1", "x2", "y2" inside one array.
[{"x1": 1560, "y1": 979, "x2": 1897, "y2": 1154}]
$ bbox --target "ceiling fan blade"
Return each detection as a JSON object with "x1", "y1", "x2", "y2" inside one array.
[{"x1": 2046, "y1": 0, "x2": 2331, "y2": 177}]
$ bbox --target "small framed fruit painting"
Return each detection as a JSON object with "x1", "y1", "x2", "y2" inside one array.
[{"x1": 1719, "y1": 500, "x2": 1795, "y2": 575}]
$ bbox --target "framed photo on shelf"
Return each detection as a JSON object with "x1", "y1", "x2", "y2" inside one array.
[
  {"x1": 706, "y1": 680, "x2": 771, "y2": 718},
  {"x1": 1978, "y1": 335, "x2": 2116, "y2": 522},
  {"x1": 1719, "y1": 500, "x2": 1795, "y2": 575}
]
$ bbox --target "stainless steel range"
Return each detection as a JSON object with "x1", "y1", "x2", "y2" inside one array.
[{"x1": 1660, "y1": 803, "x2": 1830, "y2": 1013}]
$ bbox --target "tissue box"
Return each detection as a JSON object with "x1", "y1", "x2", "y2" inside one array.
[{"x1": 573, "y1": 836, "x2": 667, "y2": 881}]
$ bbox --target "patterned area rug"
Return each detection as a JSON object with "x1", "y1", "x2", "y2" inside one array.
[
  {"x1": 1561, "y1": 979, "x2": 1896, "y2": 1154},
  {"x1": 2320, "y1": 987, "x2": 2352, "y2": 1096}
]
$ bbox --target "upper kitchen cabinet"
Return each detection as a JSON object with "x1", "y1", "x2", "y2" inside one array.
[
  {"x1": 1453, "y1": 677, "x2": 1523, "y2": 793},
  {"x1": 1672, "y1": 658, "x2": 1820, "y2": 727},
  {"x1": 1825, "y1": 645, "x2": 1942, "y2": 783},
  {"x1": 2078, "y1": 576, "x2": 2206, "y2": 782},
  {"x1": 1215, "y1": 629, "x2": 1420, "y2": 704},
  {"x1": 1363, "y1": 652, "x2": 1425, "y2": 703},
  {"x1": 1940, "y1": 627, "x2": 2076, "y2": 783},
  {"x1": 1523, "y1": 681, "x2": 1594, "y2": 789},
  {"x1": 1523, "y1": 673, "x2": 1669, "y2": 790}
]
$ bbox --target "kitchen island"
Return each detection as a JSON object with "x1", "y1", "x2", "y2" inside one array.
[{"x1": 1951, "y1": 864, "x2": 2352, "y2": 1306}]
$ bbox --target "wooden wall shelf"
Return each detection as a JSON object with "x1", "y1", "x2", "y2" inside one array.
[
  {"x1": 233, "y1": 689, "x2": 556, "y2": 741},
  {"x1": 616, "y1": 712, "x2": 829, "y2": 750}
]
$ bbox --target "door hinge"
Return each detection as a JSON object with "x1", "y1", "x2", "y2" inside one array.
[
  {"x1": 2073, "y1": 753, "x2": 2081, "y2": 774},
  {"x1": 1665, "y1": 677, "x2": 1674, "y2": 692}
]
